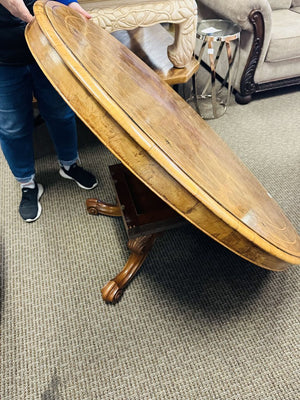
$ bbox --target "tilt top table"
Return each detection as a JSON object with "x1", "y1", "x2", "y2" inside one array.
[{"x1": 25, "y1": 1, "x2": 299, "y2": 302}]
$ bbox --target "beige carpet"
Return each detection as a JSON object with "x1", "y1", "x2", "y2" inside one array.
[{"x1": 1, "y1": 86, "x2": 299, "y2": 399}]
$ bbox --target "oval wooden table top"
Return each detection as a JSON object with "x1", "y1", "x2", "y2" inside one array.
[{"x1": 26, "y1": 1, "x2": 300, "y2": 270}]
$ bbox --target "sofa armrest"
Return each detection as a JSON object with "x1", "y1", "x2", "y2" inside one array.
[{"x1": 197, "y1": 0, "x2": 272, "y2": 32}]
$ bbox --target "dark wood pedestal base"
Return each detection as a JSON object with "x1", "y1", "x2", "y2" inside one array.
[{"x1": 86, "y1": 164, "x2": 185, "y2": 303}]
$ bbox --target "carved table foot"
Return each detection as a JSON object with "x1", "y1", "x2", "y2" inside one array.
[
  {"x1": 101, "y1": 234, "x2": 159, "y2": 303},
  {"x1": 86, "y1": 198, "x2": 122, "y2": 217}
]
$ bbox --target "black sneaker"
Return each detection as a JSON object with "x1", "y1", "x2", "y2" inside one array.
[
  {"x1": 59, "y1": 163, "x2": 98, "y2": 190},
  {"x1": 19, "y1": 183, "x2": 44, "y2": 222}
]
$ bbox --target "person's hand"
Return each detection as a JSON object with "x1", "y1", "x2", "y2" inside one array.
[
  {"x1": 24, "y1": 13, "x2": 34, "y2": 23},
  {"x1": 68, "y1": 2, "x2": 91, "y2": 19},
  {"x1": 0, "y1": 0, "x2": 34, "y2": 23}
]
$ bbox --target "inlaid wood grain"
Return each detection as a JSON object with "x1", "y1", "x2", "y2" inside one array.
[{"x1": 25, "y1": 1, "x2": 300, "y2": 270}]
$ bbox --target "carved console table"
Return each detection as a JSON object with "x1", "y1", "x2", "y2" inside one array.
[{"x1": 79, "y1": 0, "x2": 198, "y2": 68}]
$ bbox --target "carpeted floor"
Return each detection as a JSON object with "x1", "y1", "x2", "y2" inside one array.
[{"x1": 1, "y1": 86, "x2": 299, "y2": 399}]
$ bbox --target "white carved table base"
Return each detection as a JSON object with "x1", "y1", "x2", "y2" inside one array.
[{"x1": 79, "y1": 0, "x2": 197, "y2": 68}]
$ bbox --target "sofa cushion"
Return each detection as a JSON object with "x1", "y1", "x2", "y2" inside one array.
[
  {"x1": 291, "y1": 6, "x2": 300, "y2": 12},
  {"x1": 268, "y1": 0, "x2": 292, "y2": 10},
  {"x1": 291, "y1": 0, "x2": 300, "y2": 6},
  {"x1": 266, "y1": 10, "x2": 300, "y2": 62}
]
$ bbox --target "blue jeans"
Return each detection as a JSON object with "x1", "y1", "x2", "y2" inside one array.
[{"x1": 0, "y1": 63, "x2": 78, "y2": 183}]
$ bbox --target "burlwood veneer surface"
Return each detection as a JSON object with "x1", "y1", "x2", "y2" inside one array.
[{"x1": 26, "y1": 1, "x2": 300, "y2": 270}]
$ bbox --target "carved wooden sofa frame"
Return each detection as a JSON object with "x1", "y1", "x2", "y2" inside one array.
[{"x1": 237, "y1": 8, "x2": 300, "y2": 104}]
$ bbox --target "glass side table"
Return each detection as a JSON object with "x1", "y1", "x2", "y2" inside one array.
[{"x1": 187, "y1": 19, "x2": 241, "y2": 119}]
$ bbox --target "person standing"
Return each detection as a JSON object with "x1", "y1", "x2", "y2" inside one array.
[{"x1": 0, "y1": 0, "x2": 97, "y2": 222}]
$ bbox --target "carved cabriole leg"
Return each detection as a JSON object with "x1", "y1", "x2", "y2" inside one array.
[
  {"x1": 236, "y1": 10, "x2": 265, "y2": 104},
  {"x1": 166, "y1": 3, "x2": 197, "y2": 68},
  {"x1": 101, "y1": 234, "x2": 159, "y2": 303},
  {"x1": 83, "y1": 0, "x2": 197, "y2": 68},
  {"x1": 86, "y1": 198, "x2": 122, "y2": 217}
]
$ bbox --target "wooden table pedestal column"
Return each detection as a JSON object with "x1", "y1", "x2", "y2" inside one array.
[{"x1": 86, "y1": 164, "x2": 186, "y2": 303}]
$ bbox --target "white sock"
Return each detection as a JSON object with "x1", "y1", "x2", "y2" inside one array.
[
  {"x1": 60, "y1": 160, "x2": 78, "y2": 171},
  {"x1": 21, "y1": 180, "x2": 35, "y2": 189}
]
